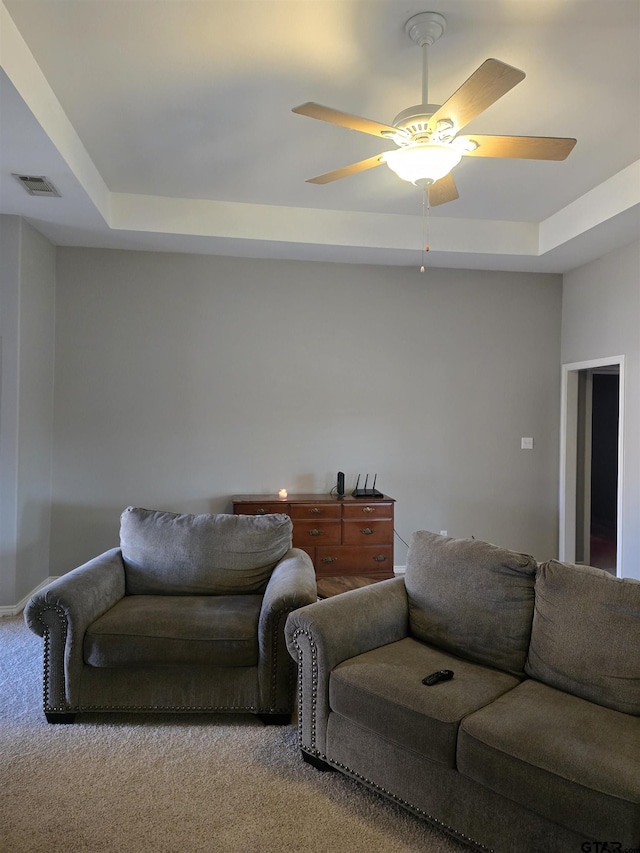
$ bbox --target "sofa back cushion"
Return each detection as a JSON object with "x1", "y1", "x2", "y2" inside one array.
[
  {"x1": 120, "y1": 507, "x2": 292, "y2": 595},
  {"x1": 405, "y1": 532, "x2": 537, "y2": 676},
  {"x1": 525, "y1": 560, "x2": 640, "y2": 715}
]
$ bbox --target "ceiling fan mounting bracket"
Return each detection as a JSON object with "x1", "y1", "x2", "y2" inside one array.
[
  {"x1": 405, "y1": 14, "x2": 447, "y2": 111},
  {"x1": 405, "y1": 12, "x2": 447, "y2": 47}
]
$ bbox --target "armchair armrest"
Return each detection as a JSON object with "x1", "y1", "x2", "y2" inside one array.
[
  {"x1": 24, "y1": 548, "x2": 126, "y2": 711},
  {"x1": 285, "y1": 576, "x2": 409, "y2": 758},
  {"x1": 257, "y1": 548, "x2": 317, "y2": 712},
  {"x1": 260, "y1": 548, "x2": 318, "y2": 617}
]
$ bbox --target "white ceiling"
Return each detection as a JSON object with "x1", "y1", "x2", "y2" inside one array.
[{"x1": 1, "y1": 0, "x2": 639, "y2": 272}]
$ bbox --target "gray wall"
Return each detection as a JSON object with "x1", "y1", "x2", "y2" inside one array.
[
  {"x1": 0, "y1": 215, "x2": 56, "y2": 607},
  {"x1": 51, "y1": 247, "x2": 562, "y2": 575},
  {"x1": 562, "y1": 239, "x2": 640, "y2": 579}
]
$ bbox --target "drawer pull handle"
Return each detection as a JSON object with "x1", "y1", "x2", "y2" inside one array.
[
  {"x1": 309, "y1": 507, "x2": 321, "y2": 514},
  {"x1": 308, "y1": 529, "x2": 322, "y2": 537},
  {"x1": 361, "y1": 527, "x2": 374, "y2": 535},
  {"x1": 321, "y1": 556, "x2": 337, "y2": 563},
  {"x1": 362, "y1": 506, "x2": 374, "y2": 514},
  {"x1": 256, "y1": 509, "x2": 266, "y2": 515},
  {"x1": 373, "y1": 555, "x2": 388, "y2": 562}
]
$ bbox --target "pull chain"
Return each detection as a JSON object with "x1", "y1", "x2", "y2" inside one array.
[{"x1": 420, "y1": 187, "x2": 430, "y2": 273}]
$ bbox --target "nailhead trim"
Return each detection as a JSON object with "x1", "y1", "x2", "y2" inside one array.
[
  {"x1": 78, "y1": 704, "x2": 278, "y2": 713},
  {"x1": 290, "y1": 627, "x2": 319, "y2": 752},
  {"x1": 56, "y1": 702, "x2": 291, "y2": 713},
  {"x1": 39, "y1": 605, "x2": 69, "y2": 712},
  {"x1": 290, "y1": 625, "x2": 492, "y2": 853},
  {"x1": 327, "y1": 758, "x2": 494, "y2": 852}
]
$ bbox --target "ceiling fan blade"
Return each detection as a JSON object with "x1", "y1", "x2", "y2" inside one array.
[
  {"x1": 428, "y1": 59, "x2": 525, "y2": 134},
  {"x1": 306, "y1": 153, "x2": 386, "y2": 184},
  {"x1": 457, "y1": 134, "x2": 577, "y2": 160},
  {"x1": 428, "y1": 173, "x2": 459, "y2": 206},
  {"x1": 293, "y1": 102, "x2": 404, "y2": 140}
]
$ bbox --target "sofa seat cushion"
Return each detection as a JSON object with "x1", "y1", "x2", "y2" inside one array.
[
  {"x1": 84, "y1": 595, "x2": 262, "y2": 667},
  {"x1": 458, "y1": 678, "x2": 640, "y2": 843},
  {"x1": 120, "y1": 507, "x2": 293, "y2": 595},
  {"x1": 526, "y1": 559, "x2": 640, "y2": 715},
  {"x1": 329, "y1": 637, "x2": 521, "y2": 768},
  {"x1": 405, "y1": 532, "x2": 537, "y2": 677}
]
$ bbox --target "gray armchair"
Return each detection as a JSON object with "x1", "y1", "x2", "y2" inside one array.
[{"x1": 25, "y1": 507, "x2": 317, "y2": 724}]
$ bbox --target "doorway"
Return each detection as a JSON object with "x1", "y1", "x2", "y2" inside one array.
[{"x1": 559, "y1": 356, "x2": 624, "y2": 576}]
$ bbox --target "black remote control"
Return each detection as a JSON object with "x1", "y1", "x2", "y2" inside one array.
[{"x1": 422, "y1": 669, "x2": 454, "y2": 686}]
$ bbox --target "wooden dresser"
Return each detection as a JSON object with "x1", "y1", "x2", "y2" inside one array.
[{"x1": 232, "y1": 494, "x2": 395, "y2": 579}]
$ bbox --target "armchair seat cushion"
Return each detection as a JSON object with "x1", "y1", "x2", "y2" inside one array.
[
  {"x1": 329, "y1": 637, "x2": 521, "y2": 768},
  {"x1": 84, "y1": 595, "x2": 263, "y2": 668},
  {"x1": 457, "y1": 678, "x2": 640, "y2": 841}
]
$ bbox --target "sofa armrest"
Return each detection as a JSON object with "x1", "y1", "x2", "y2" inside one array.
[
  {"x1": 285, "y1": 576, "x2": 409, "y2": 757},
  {"x1": 23, "y1": 548, "x2": 126, "y2": 711},
  {"x1": 257, "y1": 548, "x2": 317, "y2": 712}
]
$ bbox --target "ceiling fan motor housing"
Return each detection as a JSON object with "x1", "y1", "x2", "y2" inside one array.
[{"x1": 392, "y1": 105, "x2": 451, "y2": 144}]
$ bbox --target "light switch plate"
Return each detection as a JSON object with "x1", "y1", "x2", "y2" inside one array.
[{"x1": 521, "y1": 437, "x2": 534, "y2": 450}]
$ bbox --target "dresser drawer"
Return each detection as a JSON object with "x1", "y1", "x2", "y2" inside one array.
[
  {"x1": 316, "y1": 545, "x2": 394, "y2": 576},
  {"x1": 288, "y1": 503, "x2": 342, "y2": 520},
  {"x1": 342, "y1": 518, "x2": 393, "y2": 546},
  {"x1": 293, "y1": 520, "x2": 342, "y2": 548},
  {"x1": 233, "y1": 494, "x2": 394, "y2": 580},
  {"x1": 342, "y1": 502, "x2": 393, "y2": 520},
  {"x1": 234, "y1": 501, "x2": 289, "y2": 517}
]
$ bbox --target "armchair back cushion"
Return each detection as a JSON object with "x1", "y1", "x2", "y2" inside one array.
[
  {"x1": 525, "y1": 560, "x2": 640, "y2": 715},
  {"x1": 405, "y1": 532, "x2": 537, "y2": 676},
  {"x1": 120, "y1": 507, "x2": 292, "y2": 595}
]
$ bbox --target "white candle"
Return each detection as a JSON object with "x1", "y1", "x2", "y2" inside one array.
[{"x1": 278, "y1": 489, "x2": 288, "y2": 499}]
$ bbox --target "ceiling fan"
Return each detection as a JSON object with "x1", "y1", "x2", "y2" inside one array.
[{"x1": 293, "y1": 12, "x2": 576, "y2": 206}]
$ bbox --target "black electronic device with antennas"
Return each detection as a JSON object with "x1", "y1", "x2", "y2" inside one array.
[{"x1": 352, "y1": 473, "x2": 384, "y2": 498}]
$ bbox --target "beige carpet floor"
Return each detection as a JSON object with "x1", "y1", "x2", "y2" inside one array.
[{"x1": 0, "y1": 614, "x2": 471, "y2": 853}]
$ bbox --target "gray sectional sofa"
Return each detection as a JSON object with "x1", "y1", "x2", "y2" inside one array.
[{"x1": 285, "y1": 531, "x2": 640, "y2": 852}]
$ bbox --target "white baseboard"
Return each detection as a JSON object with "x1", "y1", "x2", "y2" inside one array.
[{"x1": 0, "y1": 576, "x2": 58, "y2": 618}]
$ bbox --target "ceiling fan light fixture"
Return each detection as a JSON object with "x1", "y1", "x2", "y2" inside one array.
[
  {"x1": 293, "y1": 13, "x2": 575, "y2": 199},
  {"x1": 384, "y1": 144, "x2": 463, "y2": 186}
]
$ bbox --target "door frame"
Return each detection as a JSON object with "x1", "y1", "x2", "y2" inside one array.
[{"x1": 559, "y1": 355, "x2": 625, "y2": 576}]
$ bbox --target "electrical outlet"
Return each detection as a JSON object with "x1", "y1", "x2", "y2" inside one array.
[
  {"x1": 440, "y1": 530, "x2": 448, "y2": 536},
  {"x1": 521, "y1": 437, "x2": 534, "y2": 450}
]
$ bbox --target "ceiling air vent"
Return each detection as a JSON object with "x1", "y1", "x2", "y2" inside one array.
[{"x1": 13, "y1": 174, "x2": 60, "y2": 197}]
